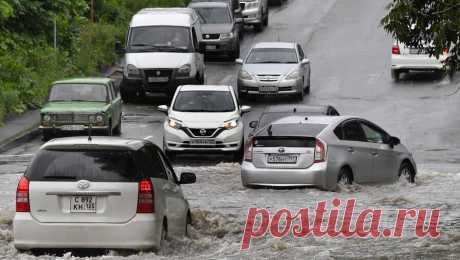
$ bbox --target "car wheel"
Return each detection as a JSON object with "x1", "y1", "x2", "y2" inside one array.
[
  {"x1": 337, "y1": 167, "x2": 353, "y2": 185},
  {"x1": 106, "y1": 121, "x2": 113, "y2": 136},
  {"x1": 305, "y1": 76, "x2": 311, "y2": 94},
  {"x1": 296, "y1": 80, "x2": 304, "y2": 101},
  {"x1": 391, "y1": 69, "x2": 400, "y2": 81},
  {"x1": 185, "y1": 212, "x2": 192, "y2": 237},
  {"x1": 263, "y1": 10, "x2": 269, "y2": 27},
  {"x1": 254, "y1": 22, "x2": 263, "y2": 32},
  {"x1": 113, "y1": 116, "x2": 122, "y2": 135},
  {"x1": 155, "y1": 220, "x2": 168, "y2": 252},
  {"x1": 233, "y1": 140, "x2": 245, "y2": 163},
  {"x1": 399, "y1": 161, "x2": 415, "y2": 183}
]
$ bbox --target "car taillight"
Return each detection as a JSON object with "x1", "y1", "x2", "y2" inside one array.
[
  {"x1": 392, "y1": 44, "x2": 401, "y2": 55},
  {"x1": 314, "y1": 139, "x2": 326, "y2": 163},
  {"x1": 443, "y1": 48, "x2": 449, "y2": 55},
  {"x1": 16, "y1": 176, "x2": 30, "y2": 212},
  {"x1": 244, "y1": 137, "x2": 255, "y2": 162},
  {"x1": 137, "y1": 178, "x2": 154, "y2": 213}
]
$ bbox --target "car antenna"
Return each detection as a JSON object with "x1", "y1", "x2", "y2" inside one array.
[
  {"x1": 267, "y1": 124, "x2": 273, "y2": 136},
  {"x1": 88, "y1": 124, "x2": 93, "y2": 142}
]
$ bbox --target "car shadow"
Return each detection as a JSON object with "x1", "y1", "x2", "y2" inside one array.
[{"x1": 394, "y1": 71, "x2": 446, "y2": 85}]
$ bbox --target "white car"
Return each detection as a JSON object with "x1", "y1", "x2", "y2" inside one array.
[
  {"x1": 14, "y1": 137, "x2": 196, "y2": 251},
  {"x1": 159, "y1": 85, "x2": 251, "y2": 161},
  {"x1": 391, "y1": 42, "x2": 448, "y2": 80}
]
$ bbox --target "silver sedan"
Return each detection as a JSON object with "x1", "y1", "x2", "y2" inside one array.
[
  {"x1": 236, "y1": 42, "x2": 311, "y2": 100},
  {"x1": 241, "y1": 116, "x2": 417, "y2": 191}
]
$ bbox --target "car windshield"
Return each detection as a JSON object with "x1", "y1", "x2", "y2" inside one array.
[
  {"x1": 259, "y1": 112, "x2": 324, "y2": 128},
  {"x1": 128, "y1": 26, "x2": 192, "y2": 52},
  {"x1": 173, "y1": 91, "x2": 236, "y2": 112},
  {"x1": 194, "y1": 7, "x2": 231, "y2": 24},
  {"x1": 48, "y1": 84, "x2": 108, "y2": 102},
  {"x1": 246, "y1": 48, "x2": 298, "y2": 64},
  {"x1": 26, "y1": 149, "x2": 139, "y2": 182}
]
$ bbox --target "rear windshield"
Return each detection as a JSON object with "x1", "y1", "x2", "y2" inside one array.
[
  {"x1": 254, "y1": 137, "x2": 316, "y2": 147},
  {"x1": 49, "y1": 84, "x2": 108, "y2": 103},
  {"x1": 26, "y1": 149, "x2": 139, "y2": 182},
  {"x1": 257, "y1": 123, "x2": 328, "y2": 137}
]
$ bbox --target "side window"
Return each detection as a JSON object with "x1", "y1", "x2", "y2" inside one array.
[
  {"x1": 136, "y1": 147, "x2": 168, "y2": 180},
  {"x1": 157, "y1": 150, "x2": 179, "y2": 184},
  {"x1": 107, "y1": 85, "x2": 114, "y2": 102},
  {"x1": 342, "y1": 120, "x2": 365, "y2": 142},
  {"x1": 191, "y1": 28, "x2": 199, "y2": 49},
  {"x1": 111, "y1": 82, "x2": 120, "y2": 98},
  {"x1": 297, "y1": 44, "x2": 305, "y2": 60},
  {"x1": 334, "y1": 124, "x2": 344, "y2": 140},
  {"x1": 361, "y1": 121, "x2": 388, "y2": 144}
]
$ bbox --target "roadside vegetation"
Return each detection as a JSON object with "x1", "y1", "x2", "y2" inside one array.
[{"x1": 0, "y1": 0, "x2": 189, "y2": 124}]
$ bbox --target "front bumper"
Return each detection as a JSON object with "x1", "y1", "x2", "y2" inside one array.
[
  {"x1": 40, "y1": 125, "x2": 109, "y2": 134},
  {"x1": 242, "y1": 7, "x2": 262, "y2": 24},
  {"x1": 164, "y1": 124, "x2": 243, "y2": 152},
  {"x1": 14, "y1": 213, "x2": 161, "y2": 250},
  {"x1": 238, "y1": 77, "x2": 303, "y2": 95},
  {"x1": 391, "y1": 54, "x2": 446, "y2": 71},
  {"x1": 201, "y1": 38, "x2": 238, "y2": 54},
  {"x1": 241, "y1": 161, "x2": 329, "y2": 189},
  {"x1": 122, "y1": 74, "x2": 199, "y2": 94}
]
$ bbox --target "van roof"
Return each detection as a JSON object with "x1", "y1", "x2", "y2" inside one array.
[
  {"x1": 178, "y1": 85, "x2": 232, "y2": 92},
  {"x1": 131, "y1": 8, "x2": 198, "y2": 27}
]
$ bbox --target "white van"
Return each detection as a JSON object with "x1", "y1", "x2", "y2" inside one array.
[{"x1": 116, "y1": 8, "x2": 206, "y2": 101}]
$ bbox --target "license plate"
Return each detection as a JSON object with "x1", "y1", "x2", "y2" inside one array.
[
  {"x1": 267, "y1": 154, "x2": 298, "y2": 164},
  {"x1": 70, "y1": 196, "x2": 96, "y2": 213},
  {"x1": 148, "y1": 77, "x2": 169, "y2": 83},
  {"x1": 260, "y1": 86, "x2": 277, "y2": 92},
  {"x1": 409, "y1": 48, "x2": 426, "y2": 55},
  {"x1": 190, "y1": 139, "x2": 216, "y2": 145},
  {"x1": 61, "y1": 125, "x2": 85, "y2": 131},
  {"x1": 206, "y1": 45, "x2": 217, "y2": 50}
]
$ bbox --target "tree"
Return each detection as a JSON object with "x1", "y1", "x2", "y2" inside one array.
[{"x1": 381, "y1": 0, "x2": 460, "y2": 77}]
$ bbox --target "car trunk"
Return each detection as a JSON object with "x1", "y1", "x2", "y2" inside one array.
[{"x1": 252, "y1": 137, "x2": 316, "y2": 169}]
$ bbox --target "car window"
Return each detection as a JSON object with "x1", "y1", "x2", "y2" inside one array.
[
  {"x1": 173, "y1": 90, "x2": 236, "y2": 112},
  {"x1": 107, "y1": 85, "x2": 114, "y2": 101},
  {"x1": 49, "y1": 84, "x2": 108, "y2": 103},
  {"x1": 297, "y1": 44, "x2": 305, "y2": 60},
  {"x1": 194, "y1": 7, "x2": 231, "y2": 24},
  {"x1": 334, "y1": 125, "x2": 344, "y2": 139},
  {"x1": 136, "y1": 147, "x2": 168, "y2": 180},
  {"x1": 26, "y1": 149, "x2": 140, "y2": 182},
  {"x1": 342, "y1": 120, "x2": 365, "y2": 142},
  {"x1": 361, "y1": 121, "x2": 388, "y2": 144},
  {"x1": 111, "y1": 82, "x2": 120, "y2": 98},
  {"x1": 191, "y1": 27, "x2": 199, "y2": 49},
  {"x1": 157, "y1": 150, "x2": 179, "y2": 183},
  {"x1": 128, "y1": 26, "x2": 192, "y2": 52},
  {"x1": 246, "y1": 48, "x2": 299, "y2": 64}
]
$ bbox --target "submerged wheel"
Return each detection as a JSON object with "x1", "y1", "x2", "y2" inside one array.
[
  {"x1": 337, "y1": 167, "x2": 353, "y2": 185},
  {"x1": 399, "y1": 161, "x2": 415, "y2": 183}
]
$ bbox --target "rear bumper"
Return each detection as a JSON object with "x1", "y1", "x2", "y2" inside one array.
[
  {"x1": 391, "y1": 54, "x2": 446, "y2": 71},
  {"x1": 14, "y1": 213, "x2": 161, "y2": 250},
  {"x1": 201, "y1": 39, "x2": 238, "y2": 54},
  {"x1": 241, "y1": 161, "x2": 329, "y2": 189}
]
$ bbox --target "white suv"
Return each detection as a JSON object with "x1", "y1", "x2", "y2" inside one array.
[
  {"x1": 159, "y1": 85, "x2": 251, "y2": 161},
  {"x1": 14, "y1": 137, "x2": 196, "y2": 251},
  {"x1": 391, "y1": 42, "x2": 448, "y2": 80}
]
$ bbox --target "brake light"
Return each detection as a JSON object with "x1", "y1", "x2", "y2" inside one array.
[
  {"x1": 314, "y1": 139, "x2": 326, "y2": 163},
  {"x1": 443, "y1": 48, "x2": 449, "y2": 55},
  {"x1": 244, "y1": 137, "x2": 255, "y2": 162},
  {"x1": 392, "y1": 44, "x2": 401, "y2": 55},
  {"x1": 16, "y1": 176, "x2": 30, "y2": 212},
  {"x1": 137, "y1": 179, "x2": 154, "y2": 213}
]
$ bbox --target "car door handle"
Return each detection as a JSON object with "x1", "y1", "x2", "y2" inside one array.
[
  {"x1": 371, "y1": 151, "x2": 379, "y2": 156},
  {"x1": 347, "y1": 147, "x2": 354, "y2": 153}
]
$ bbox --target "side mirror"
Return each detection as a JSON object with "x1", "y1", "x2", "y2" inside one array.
[
  {"x1": 115, "y1": 40, "x2": 125, "y2": 54},
  {"x1": 389, "y1": 136, "x2": 400, "y2": 147},
  {"x1": 179, "y1": 172, "x2": 196, "y2": 185},
  {"x1": 235, "y1": 58, "x2": 243, "y2": 65},
  {"x1": 249, "y1": 121, "x2": 258, "y2": 129},
  {"x1": 241, "y1": 105, "x2": 251, "y2": 114},
  {"x1": 301, "y1": 58, "x2": 310, "y2": 65},
  {"x1": 198, "y1": 42, "x2": 206, "y2": 54},
  {"x1": 235, "y1": 17, "x2": 243, "y2": 24},
  {"x1": 157, "y1": 105, "x2": 169, "y2": 114}
]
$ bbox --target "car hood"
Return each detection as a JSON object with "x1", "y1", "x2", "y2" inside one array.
[
  {"x1": 169, "y1": 111, "x2": 238, "y2": 128},
  {"x1": 41, "y1": 102, "x2": 109, "y2": 114},
  {"x1": 242, "y1": 63, "x2": 298, "y2": 76},
  {"x1": 201, "y1": 24, "x2": 233, "y2": 34},
  {"x1": 125, "y1": 52, "x2": 192, "y2": 69}
]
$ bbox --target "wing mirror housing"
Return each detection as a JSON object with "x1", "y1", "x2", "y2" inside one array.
[
  {"x1": 388, "y1": 136, "x2": 400, "y2": 147},
  {"x1": 235, "y1": 17, "x2": 243, "y2": 24},
  {"x1": 249, "y1": 121, "x2": 259, "y2": 129},
  {"x1": 241, "y1": 105, "x2": 251, "y2": 114},
  {"x1": 157, "y1": 105, "x2": 169, "y2": 114},
  {"x1": 179, "y1": 172, "x2": 196, "y2": 185},
  {"x1": 115, "y1": 40, "x2": 125, "y2": 54},
  {"x1": 301, "y1": 58, "x2": 310, "y2": 65},
  {"x1": 235, "y1": 58, "x2": 243, "y2": 65}
]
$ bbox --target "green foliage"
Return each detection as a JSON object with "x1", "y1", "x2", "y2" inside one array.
[
  {"x1": 0, "y1": 0, "x2": 188, "y2": 123},
  {"x1": 382, "y1": 0, "x2": 460, "y2": 76}
]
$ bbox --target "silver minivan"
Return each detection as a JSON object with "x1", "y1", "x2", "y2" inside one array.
[{"x1": 116, "y1": 8, "x2": 206, "y2": 100}]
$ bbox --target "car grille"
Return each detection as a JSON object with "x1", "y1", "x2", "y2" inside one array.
[
  {"x1": 203, "y1": 34, "x2": 220, "y2": 40},
  {"x1": 183, "y1": 128, "x2": 223, "y2": 138},
  {"x1": 54, "y1": 114, "x2": 89, "y2": 124},
  {"x1": 256, "y1": 74, "x2": 282, "y2": 82}
]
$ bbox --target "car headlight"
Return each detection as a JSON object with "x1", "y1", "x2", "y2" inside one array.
[
  {"x1": 220, "y1": 32, "x2": 234, "y2": 40},
  {"x1": 42, "y1": 114, "x2": 51, "y2": 122},
  {"x1": 223, "y1": 119, "x2": 239, "y2": 130},
  {"x1": 245, "y1": 0, "x2": 260, "y2": 9},
  {"x1": 168, "y1": 118, "x2": 183, "y2": 129},
  {"x1": 127, "y1": 64, "x2": 141, "y2": 78},
  {"x1": 177, "y1": 64, "x2": 191, "y2": 77},
  {"x1": 239, "y1": 69, "x2": 254, "y2": 80},
  {"x1": 285, "y1": 69, "x2": 301, "y2": 80}
]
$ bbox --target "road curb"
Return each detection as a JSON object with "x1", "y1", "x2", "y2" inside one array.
[{"x1": 0, "y1": 123, "x2": 41, "y2": 153}]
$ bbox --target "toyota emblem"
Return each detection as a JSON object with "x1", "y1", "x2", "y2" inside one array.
[
  {"x1": 205, "y1": 34, "x2": 210, "y2": 39},
  {"x1": 156, "y1": 71, "x2": 161, "y2": 76},
  {"x1": 77, "y1": 180, "x2": 90, "y2": 190},
  {"x1": 278, "y1": 148, "x2": 286, "y2": 153},
  {"x1": 199, "y1": 129, "x2": 207, "y2": 136}
]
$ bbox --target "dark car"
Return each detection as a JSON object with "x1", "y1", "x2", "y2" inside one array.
[{"x1": 248, "y1": 105, "x2": 340, "y2": 136}]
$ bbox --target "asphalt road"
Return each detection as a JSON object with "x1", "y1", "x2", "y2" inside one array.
[{"x1": 1, "y1": 0, "x2": 460, "y2": 259}]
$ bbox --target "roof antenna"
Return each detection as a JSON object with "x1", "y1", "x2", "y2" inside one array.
[{"x1": 88, "y1": 124, "x2": 93, "y2": 142}]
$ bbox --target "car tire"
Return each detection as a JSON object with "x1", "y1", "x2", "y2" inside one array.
[
  {"x1": 399, "y1": 161, "x2": 415, "y2": 183},
  {"x1": 254, "y1": 22, "x2": 263, "y2": 32},
  {"x1": 230, "y1": 45, "x2": 240, "y2": 61},
  {"x1": 263, "y1": 10, "x2": 269, "y2": 27},
  {"x1": 305, "y1": 76, "x2": 311, "y2": 94},
  {"x1": 106, "y1": 121, "x2": 113, "y2": 136},
  {"x1": 391, "y1": 69, "x2": 401, "y2": 81},
  {"x1": 155, "y1": 220, "x2": 168, "y2": 252},
  {"x1": 185, "y1": 212, "x2": 192, "y2": 237},
  {"x1": 337, "y1": 167, "x2": 353, "y2": 186},
  {"x1": 233, "y1": 140, "x2": 245, "y2": 163},
  {"x1": 113, "y1": 116, "x2": 122, "y2": 135},
  {"x1": 296, "y1": 80, "x2": 305, "y2": 101}
]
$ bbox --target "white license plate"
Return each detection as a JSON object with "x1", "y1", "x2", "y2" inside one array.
[
  {"x1": 70, "y1": 196, "x2": 96, "y2": 213},
  {"x1": 61, "y1": 125, "x2": 85, "y2": 131},
  {"x1": 190, "y1": 139, "x2": 216, "y2": 145},
  {"x1": 260, "y1": 86, "x2": 277, "y2": 92},
  {"x1": 267, "y1": 154, "x2": 298, "y2": 164},
  {"x1": 148, "y1": 77, "x2": 169, "y2": 83},
  {"x1": 206, "y1": 45, "x2": 217, "y2": 50},
  {"x1": 409, "y1": 48, "x2": 426, "y2": 55}
]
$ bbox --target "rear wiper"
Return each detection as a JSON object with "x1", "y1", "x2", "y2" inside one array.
[{"x1": 43, "y1": 175, "x2": 77, "y2": 180}]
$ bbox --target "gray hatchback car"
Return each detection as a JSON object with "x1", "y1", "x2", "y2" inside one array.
[{"x1": 241, "y1": 116, "x2": 416, "y2": 191}]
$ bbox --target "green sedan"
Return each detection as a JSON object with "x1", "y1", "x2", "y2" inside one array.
[{"x1": 40, "y1": 78, "x2": 122, "y2": 141}]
